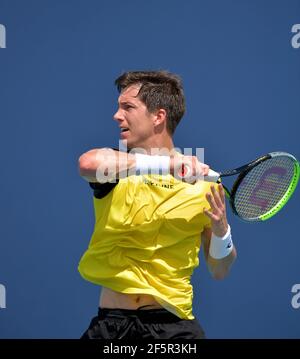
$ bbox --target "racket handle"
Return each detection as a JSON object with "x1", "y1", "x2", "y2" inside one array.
[{"x1": 205, "y1": 169, "x2": 220, "y2": 182}]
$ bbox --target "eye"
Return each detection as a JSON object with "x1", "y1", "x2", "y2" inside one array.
[{"x1": 124, "y1": 105, "x2": 133, "y2": 110}]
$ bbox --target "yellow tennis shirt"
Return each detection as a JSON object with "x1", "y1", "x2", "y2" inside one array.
[{"x1": 78, "y1": 174, "x2": 214, "y2": 320}]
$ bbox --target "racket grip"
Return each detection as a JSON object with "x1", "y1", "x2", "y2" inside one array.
[{"x1": 204, "y1": 169, "x2": 220, "y2": 182}]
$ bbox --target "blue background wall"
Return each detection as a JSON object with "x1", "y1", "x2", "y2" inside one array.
[{"x1": 0, "y1": 0, "x2": 299, "y2": 338}]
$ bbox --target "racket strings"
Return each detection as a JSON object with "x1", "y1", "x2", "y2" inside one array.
[{"x1": 233, "y1": 156, "x2": 296, "y2": 220}]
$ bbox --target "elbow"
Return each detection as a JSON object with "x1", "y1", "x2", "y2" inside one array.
[
  {"x1": 78, "y1": 150, "x2": 97, "y2": 177},
  {"x1": 210, "y1": 248, "x2": 237, "y2": 281},
  {"x1": 78, "y1": 154, "x2": 90, "y2": 177},
  {"x1": 211, "y1": 269, "x2": 229, "y2": 281}
]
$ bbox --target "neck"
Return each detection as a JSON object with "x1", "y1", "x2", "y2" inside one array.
[{"x1": 131, "y1": 134, "x2": 175, "y2": 155}]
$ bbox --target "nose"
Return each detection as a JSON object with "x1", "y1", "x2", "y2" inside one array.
[{"x1": 113, "y1": 108, "x2": 124, "y2": 122}]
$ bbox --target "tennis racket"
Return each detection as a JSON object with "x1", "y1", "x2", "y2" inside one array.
[{"x1": 204, "y1": 151, "x2": 299, "y2": 222}]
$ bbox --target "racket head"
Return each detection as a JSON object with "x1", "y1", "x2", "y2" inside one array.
[{"x1": 229, "y1": 152, "x2": 299, "y2": 222}]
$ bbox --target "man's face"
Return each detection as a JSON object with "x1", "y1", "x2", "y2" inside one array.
[{"x1": 113, "y1": 85, "x2": 156, "y2": 149}]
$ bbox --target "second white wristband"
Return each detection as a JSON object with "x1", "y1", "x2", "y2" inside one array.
[{"x1": 209, "y1": 225, "x2": 234, "y2": 259}]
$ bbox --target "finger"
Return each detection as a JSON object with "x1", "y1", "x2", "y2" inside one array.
[
  {"x1": 196, "y1": 161, "x2": 209, "y2": 176},
  {"x1": 205, "y1": 192, "x2": 219, "y2": 214},
  {"x1": 211, "y1": 185, "x2": 223, "y2": 209},
  {"x1": 203, "y1": 208, "x2": 219, "y2": 221},
  {"x1": 218, "y1": 183, "x2": 226, "y2": 204},
  {"x1": 199, "y1": 164, "x2": 210, "y2": 177}
]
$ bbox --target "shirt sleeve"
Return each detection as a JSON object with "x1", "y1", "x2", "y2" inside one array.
[
  {"x1": 89, "y1": 181, "x2": 119, "y2": 199},
  {"x1": 87, "y1": 147, "x2": 124, "y2": 199}
]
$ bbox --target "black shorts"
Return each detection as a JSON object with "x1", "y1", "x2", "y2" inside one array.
[{"x1": 81, "y1": 308, "x2": 205, "y2": 339}]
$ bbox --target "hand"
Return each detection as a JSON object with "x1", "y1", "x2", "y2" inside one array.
[
  {"x1": 204, "y1": 184, "x2": 228, "y2": 237},
  {"x1": 170, "y1": 155, "x2": 210, "y2": 184}
]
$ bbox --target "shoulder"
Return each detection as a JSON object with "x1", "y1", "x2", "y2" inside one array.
[
  {"x1": 89, "y1": 181, "x2": 119, "y2": 199},
  {"x1": 86, "y1": 146, "x2": 128, "y2": 199}
]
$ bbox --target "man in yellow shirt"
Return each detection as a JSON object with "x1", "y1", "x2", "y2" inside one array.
[{"x1": 78, "y1": 71, "x2": 237, "y2": 339}]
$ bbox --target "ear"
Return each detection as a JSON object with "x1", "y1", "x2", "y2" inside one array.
[{"x1": 153, "y1": 109, "x2": 167, "y2": 127}]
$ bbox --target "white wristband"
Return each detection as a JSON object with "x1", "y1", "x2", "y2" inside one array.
[
  {"x1": 209, "y1": 225, "x2": 233, "y2": 259},
  {"x1": 135, "y1": 153, "x2": 170, "y2": 175}
]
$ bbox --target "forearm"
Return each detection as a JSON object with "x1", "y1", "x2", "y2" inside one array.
[
  {"x1": 207, "y1": 246, "x2": 237, "y2": 280},
  {"x1": 202, "y1": 226, "x2": 237, "y2": 280},
  {"x1": 78, "y1": 149, "x2": 209, "y2": 183},
  {"x1": 78, "y1": 149, "x2": 173, "y2": 183},
  {"x1": 78, "y1": 148, "x2": 136, "y2": 182}
]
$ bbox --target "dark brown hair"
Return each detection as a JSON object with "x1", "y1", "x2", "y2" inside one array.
[{"x1": 115, "y1": 70, "x2": 185, "y2": 135}]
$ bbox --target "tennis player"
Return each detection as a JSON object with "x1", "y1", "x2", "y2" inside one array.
[{"x1": 78, "y1": 71, "x2": 237, "y2": 339}]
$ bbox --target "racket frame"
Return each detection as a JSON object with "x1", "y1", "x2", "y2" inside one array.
[{"x1": 218, "y1": 152, "x2": 299, "y2": 222}]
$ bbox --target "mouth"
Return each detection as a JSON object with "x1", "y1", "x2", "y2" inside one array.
[
  {"x1": 120, "y1": 128, "x2": 129, "y2": 133},
  {"x1": 120, "y1": 127, "x2": 130, "y2": 139}
]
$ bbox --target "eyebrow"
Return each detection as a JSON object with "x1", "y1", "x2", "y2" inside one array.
[{"x1": 119, "y1": 101, "x2": 137, "y2": 107}]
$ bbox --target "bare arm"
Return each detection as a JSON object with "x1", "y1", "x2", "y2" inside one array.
[
  {"x1": 202, "y1": 183, "x2": 237, "y2": 280},
  {"x1": 78, "y1": 148, "x2": 210, "y2": 183},
  {"x1": 202, "y1": 227, "x2": 237, "y2": 280},
  {"x1": 78, "y1": 148, "x2": 136, "y2": 183}
]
